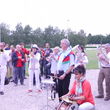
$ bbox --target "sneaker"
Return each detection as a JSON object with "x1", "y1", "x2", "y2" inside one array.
[
  {"x1": 0, "y1": 91, "x2": 4, "y2": 95},
  {"x1": 95, "y1": 95, "x2": 104, "y2": 98},
  {"x1": 28, "y1": 90, "x2": 33, "y2": 93}
]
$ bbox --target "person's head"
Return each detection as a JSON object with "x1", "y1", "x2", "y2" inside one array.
[
  {"x1": 10, "y1": 45, "x2": 15, "y2": 51},
  {"x1": 20, "y1": 42, "x2": 25, "y2": 48},
  {"x1": 60, "y1": 39, "x2": 70, "y2": 50},
  {"x1": 5, "y1": 44, "x2": 9, "y2": 48},
  {"x1": 73, "y1": 65, "x2": 86, "y2": 80},
  {"x1": 31, "y1": 44, "x2": 39, "y2": 52},
  {"x1": 53, "y1": 46, "x2": 60, "y2": 54},
  {"x1": 78, "y1": 45, "x2": 85, "y2": 53},
  {"x1": 0, "y1": 42, "x2": 4, "y2": 50},
  {"x1": 104, "y1": 43, "x2": 110, "y2": 53},
  {"x1": 45, "y1": 43, "x2": 50, "y2": 49},
  {"x1": 16, "y1": 44, "x2": 22, "y2": 52}
]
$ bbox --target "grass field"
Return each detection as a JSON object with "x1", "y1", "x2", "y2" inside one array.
[
  {"x1": 25, "y1": 48, "x2": 99, "y2": 76},
  {"x1": 86, "y1": 48, "x2": 99, "y2": 69}
]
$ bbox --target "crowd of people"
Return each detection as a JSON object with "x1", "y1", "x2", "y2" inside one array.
[{"x1": 0, "y1": 38, "x2": 110, "y2": 110}]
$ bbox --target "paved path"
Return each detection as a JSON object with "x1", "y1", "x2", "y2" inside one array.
[{"x1": 0, "y1": 69, "x2": 110, "y2": 110}]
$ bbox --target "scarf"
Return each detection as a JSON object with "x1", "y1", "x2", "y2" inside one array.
[
  {"x1": 75, "y1": 76, "x2": 86, "y2": 96},
  {"x1": 57, "y1": 47, "x2": 72, "y2": 70},
  {"x1": 58, "y1": 47, "x2": 72, "y2": 63}
]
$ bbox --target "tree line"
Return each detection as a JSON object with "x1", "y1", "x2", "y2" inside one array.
[{"x1": 0, "y1": 23, "x2": 110, "y2": 47}]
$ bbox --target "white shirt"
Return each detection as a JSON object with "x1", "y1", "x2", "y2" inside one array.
[
  {"x1": 75, "y1": 52, "x2": 88, "y2": 67},
  {"x1": 0, "y1": 51, "x2": 10, "y2": 67},
  {"x1": 50, "y1": 54, "x2": 58, "y2": 74},
  {"x1": 57, "y1": 47, "x2": 75, "y2": 72},
  {"x1": 99, "y1": 52, "x2": 110, "y2": 67},
  {"x1": 28, "y1": 52, "x2": 41, "y2": 69}
]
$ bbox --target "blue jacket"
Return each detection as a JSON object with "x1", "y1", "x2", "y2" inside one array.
[{"x1": 12, "y1": 51, "x2": 25, "y2": 67}]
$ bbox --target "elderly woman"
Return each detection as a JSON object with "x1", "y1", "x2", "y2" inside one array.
[
  {"x1": 57, "y1": 39, "x2": 75, "y2": 101},
  {"x1": 28, "y1": 44, "x2": 41, "y2": 93},
  {"x1": 65, "y1": 65, "x2": 95, "y2": 110}
]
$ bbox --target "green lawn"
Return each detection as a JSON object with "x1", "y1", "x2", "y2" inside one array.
[
  {"x1": 86, "y1": 48, "x2": 99, "y2": 69},
  {"x1": 26, "y1": 48, "x2": 99, "y2": 75}
]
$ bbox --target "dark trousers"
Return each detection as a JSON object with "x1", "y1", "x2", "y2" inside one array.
[
  {"x1": 40, "y1": 59, "x2": 44, "y2": 76},
  {"x1": 23, "y1": 63, "x2": 26, "y2": 78},
  {"x1": 44, "y1": 60, "x2": 51, "y2": 78},
  {"x1": 58, "y1": 74, "x2": 71, "y2": 101},
  {"x1": 14, "y1": 67, "x2": 24, "y2": 85}
]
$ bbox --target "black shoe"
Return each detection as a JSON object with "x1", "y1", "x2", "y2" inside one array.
[
  {"x1": 21, "y1": 83, "x2": 25, "y2": 86},
  {"x1": 10, "y1": 80, "x2": 14, "y2": 82},
  {"x1": 104, "y1": 97, "x2": 110, "y2": 101},
  {"x1": 95, "y1": 95, "x2": 104, "y2": 98},
  {"x1": 0, "y1": 91, "x2": 4, "y2": 95},
  {"x1": 14, "y1": 84, "x2": 18, "y2": 86}
]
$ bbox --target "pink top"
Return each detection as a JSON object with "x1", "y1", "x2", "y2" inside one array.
[{"x1": 69, "y1": 80, "x2": 95, "y2": 105}]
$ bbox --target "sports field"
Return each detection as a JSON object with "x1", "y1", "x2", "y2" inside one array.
[{"x1": 86, "y1": 48, "x2": 99, "y2": 69}]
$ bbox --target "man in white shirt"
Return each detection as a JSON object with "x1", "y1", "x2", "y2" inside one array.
[
  {"x1": 57, "y1": 39, "x2": 75, "y2": 101},
  {"x1": 0, "y1": 42, "x2": 10, "y2": 95},
  {"x1": 96, "y1": 44, "x2": 110, "y2": 101}
]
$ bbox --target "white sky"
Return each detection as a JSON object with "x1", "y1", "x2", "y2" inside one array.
[{"x1": 0, "y1": 0, "x2": 110, "y2": 35}]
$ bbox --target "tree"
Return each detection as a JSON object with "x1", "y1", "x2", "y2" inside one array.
[
  {"x1": 23, "y1": 25, "x2": 33, "y2": 44},
  {"x1": 68, "y1": 31, "x2": 87, "y2": 46},
  {"x1": 87, "y1": 34, "x2": 105, "y2": 44},
  {"x1": 0, "y1": 23, "x2": 10, "y2": 43},
  {"x1": 11, "y1": 23, "x2": 24, "y2": 45}
]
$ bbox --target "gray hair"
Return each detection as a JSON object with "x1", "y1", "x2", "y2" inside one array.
[{"x1": 61, "y1": 39, "x2": 70, "y2": 47}]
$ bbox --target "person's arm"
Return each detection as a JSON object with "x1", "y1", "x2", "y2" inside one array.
[
  {"x1": 59, "y1": 65, "x2": 74, "y2": 80},
  {"x1": 12, "y1": 52, "x2": 18, "y2": 62},
  {"x1": 70, "y1": 81, "x2": 91, "y2": 101},
  {"x1": 69, "y1": 96, "x2": 85, "y2": 101},
  {"x1": 79, "y1": 55, "x2": 88, "y2": 65}
]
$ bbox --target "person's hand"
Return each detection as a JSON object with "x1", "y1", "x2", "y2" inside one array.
[
  {"x1": 59, "y1": 74, "x2": 66, "y2": 80},
  {"x1": 18, "y1": 56, "x2": 21, "y2": 59},
  {"x1": 30, "y1": 52, "x2": 34, "y2": 57},
  {"x1": 60, "y1": 94, "x2": 69, "y2": 100},
  {"x1": 79, "y1": 60, "x2": 83, "y2": 63},
  {"x1": 68, "y1": 95, "x2": 75, "y2": 101},
  {"x1": 21, "y1": 59, "x2": 25, "y2": 62}
]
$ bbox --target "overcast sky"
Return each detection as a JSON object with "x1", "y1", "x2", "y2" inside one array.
[{"x1": 0, "y1": 0, "x2": 110, "y2": 35}]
